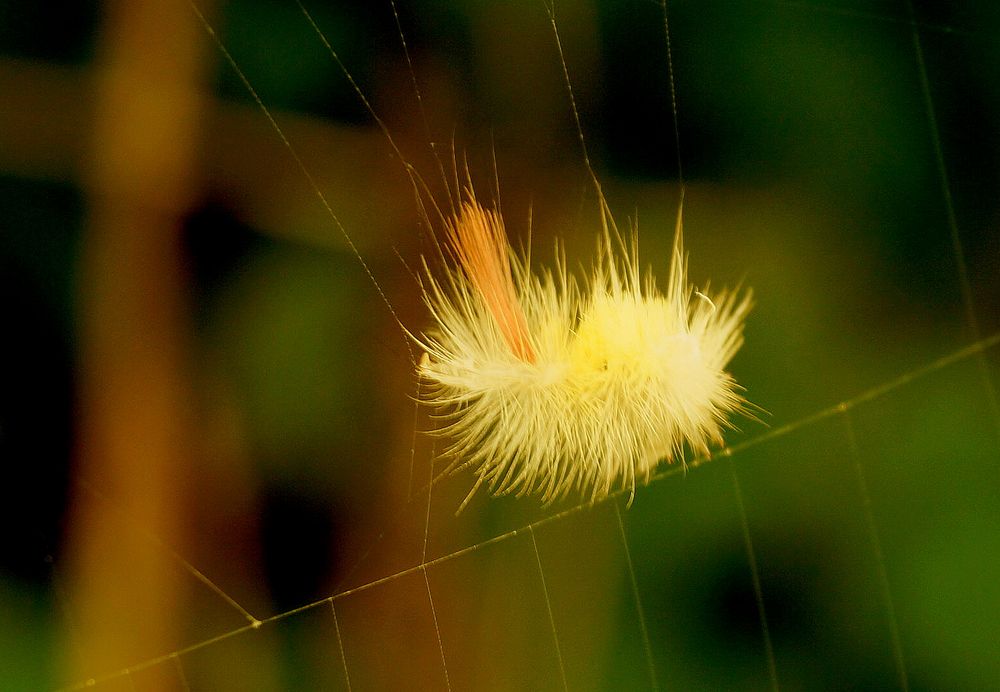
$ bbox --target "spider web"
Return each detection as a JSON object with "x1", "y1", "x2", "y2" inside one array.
[{"x1": 1, "y1": 0, "x2": 998, "y2": 690}]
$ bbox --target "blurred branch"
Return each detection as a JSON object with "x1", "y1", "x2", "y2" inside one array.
[
  {"x1": 63, "y1": 0, "x2": 209, "y2": 682},
  {"x1": 0, "y1": 56, "x2": 411, "y2": 253}
]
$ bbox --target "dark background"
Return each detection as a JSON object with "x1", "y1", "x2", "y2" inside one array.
[{"x1": 1, "y1": 0, "x2": 998, "y2": 689}]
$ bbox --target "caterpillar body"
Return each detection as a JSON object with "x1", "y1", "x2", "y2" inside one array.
[{"x1": 416, "y1": 189, "x2": 752, "y2": 507}]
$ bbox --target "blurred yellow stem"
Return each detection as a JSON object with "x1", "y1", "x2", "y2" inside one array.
[{"x1": 65, "y1": 0, "x2": 210, "y2": 683}]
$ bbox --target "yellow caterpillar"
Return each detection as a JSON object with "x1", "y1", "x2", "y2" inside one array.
[{"x1": 417, "y1": 189, "x2": 752, "y2": 508}]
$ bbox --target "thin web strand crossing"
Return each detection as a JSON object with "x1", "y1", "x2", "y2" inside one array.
[
  {"x1": 841, "y1": 411, "x2": 910, "y2": 691},
  {"x1": 903, "y1": 0, "x2": 1000, "y2": 437},
  {"x1": 55, "y1": 3, "x2": 1000, "y2": 690},
  {"x1": 58, "y1": 331, "x2": 1000, "y2": 691}
]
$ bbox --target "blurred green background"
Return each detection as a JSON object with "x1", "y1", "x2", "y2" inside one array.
[{"x1": 1, "y1": 0, "x2": 998, "y2": 689}]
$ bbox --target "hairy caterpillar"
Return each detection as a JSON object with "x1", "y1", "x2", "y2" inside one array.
[
  {"x1": 416, "y1": 187, "x2": 752, "y2": 507},
  {"x1": 260, "y1": 0, "x2": 755, "y2": 509}
]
